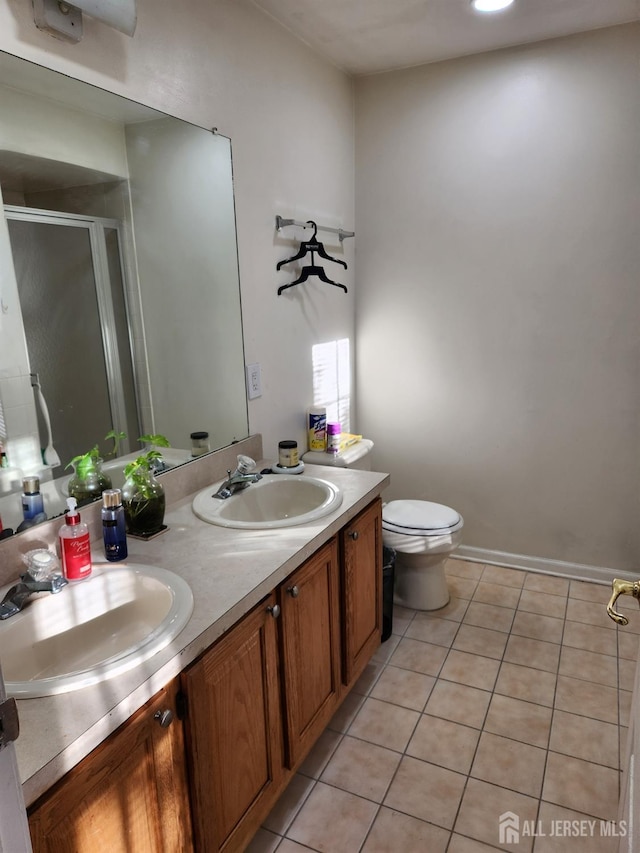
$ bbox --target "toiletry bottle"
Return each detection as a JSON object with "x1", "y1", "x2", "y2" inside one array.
[
  {"x1": 307, "y1": 406, "x2": 327, "y2": 451},
  {"x1": 102, "y1": 489, "x2": 128, "y2": 562},
  {"x1": 190, "y1": 431, "x2": 210, "y2": 457},
  {"x1": 278, "y1": 440, "x2": 299, "y2": 469},
  {"x1": 327, "y1": 422, "x2": 341, "y2": 456},
  {"x1": 22, "y1": 476, "x2": 45, "y2": 520},
  {"x1": 59, "y1": 497, "x2": 92, "y2": 581}
]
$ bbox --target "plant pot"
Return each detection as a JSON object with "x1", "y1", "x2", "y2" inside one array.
[
  {"x1": 68, "y1": 458, "x2": 112, "y2": 507},
  {"x1": 122, "y1": 468, "x2": 166, "y2": 536}
]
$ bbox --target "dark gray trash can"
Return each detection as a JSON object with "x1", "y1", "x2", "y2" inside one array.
[{"x1": 382, "y1": 546, "x2": 396, "y2": 642}]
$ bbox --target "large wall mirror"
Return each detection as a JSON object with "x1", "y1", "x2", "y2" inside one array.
[{"x1": 0, "y1": 50, "x2": 249, "y2": 532}]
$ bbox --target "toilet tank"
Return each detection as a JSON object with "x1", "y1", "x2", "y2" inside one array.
[{"x1": 302, "y1": 439, "x2": 373, "y2": 470}]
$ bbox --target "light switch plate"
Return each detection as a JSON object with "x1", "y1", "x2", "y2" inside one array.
[{"x1": 246, "y1": 363, "x2": 262, "y2": 399}]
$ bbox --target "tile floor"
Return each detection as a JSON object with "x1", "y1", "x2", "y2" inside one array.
[{"x1": 247, "y1": 559, "x2": 638, "y2": 852}]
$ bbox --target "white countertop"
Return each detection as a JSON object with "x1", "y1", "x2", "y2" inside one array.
[{"x1": 9, "y1": 442, "x2": 389, "y2": 806}]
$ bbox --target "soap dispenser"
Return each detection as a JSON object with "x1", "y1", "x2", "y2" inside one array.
[{"x1": 59, "y1": 497, "x2": 92, "y2": 581}]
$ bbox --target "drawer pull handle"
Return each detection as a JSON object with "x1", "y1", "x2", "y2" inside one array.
[
  {"x1": 154, "y1": 709, "x2": 174, "y2": 728},
  {"x1": 349, "y1": 531, "x2": 359, "y2": 540},
  {"x1": 287, "y1": 585, "x2": 299, "y2": 598},
  {"x1": 267, "y1": 604, "x2": 281, "y2": 619}
]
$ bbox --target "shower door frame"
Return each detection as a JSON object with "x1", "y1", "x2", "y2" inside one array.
[{"x1": 4, "y1": 205, "x2": 142, "y2": 456}]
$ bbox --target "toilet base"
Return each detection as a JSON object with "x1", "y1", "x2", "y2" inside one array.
[{"x1": 393, "y1": 551, "x2": 451, "y2": 611}]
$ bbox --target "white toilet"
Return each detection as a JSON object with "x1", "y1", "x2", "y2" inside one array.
[
  {"x1": 382, "y1": 500, "x2": 463, "y2": 611},
  {"x1": 301, "y1": 440, "x2": 463, "y2": 610}
]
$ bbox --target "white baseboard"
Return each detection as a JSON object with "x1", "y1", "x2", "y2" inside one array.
[{"x1": 455, "y1": 544, "x2": 638, "y2": 586}]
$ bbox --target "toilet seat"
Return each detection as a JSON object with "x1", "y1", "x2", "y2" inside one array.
[{"x1": 382, "y1": 500, "x2": 463, "y2": 537}]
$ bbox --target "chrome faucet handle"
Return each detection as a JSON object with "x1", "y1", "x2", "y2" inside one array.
[
  {"x1": 235, "y1": 455, "x2": 256, "y2": 475},
  {"x1": 606, "y1": 578, "x2": 640, "y2": 626}
]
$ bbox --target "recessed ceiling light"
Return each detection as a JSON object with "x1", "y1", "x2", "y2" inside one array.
[{"x1": 471, "y1": 0, "x2": 515, "y2": 12}]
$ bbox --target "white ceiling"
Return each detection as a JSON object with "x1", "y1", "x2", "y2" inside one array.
[{"x1": 250, "y1": 0, "x2": 640, "y2": 75}]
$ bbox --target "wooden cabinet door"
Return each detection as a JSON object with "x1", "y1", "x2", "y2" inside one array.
[
  {"x1": 280, "y1": 539, "x2": 341, "y2": 768},
  {"x1": 341, "y1": 498, "x2": 382, "y2": 687},
  {"x1": 28, "y1": 679, "x2": 193, "y2": 853},
  {"x1": 181, "y1": 593, "x2": 284, "y2": 853}
]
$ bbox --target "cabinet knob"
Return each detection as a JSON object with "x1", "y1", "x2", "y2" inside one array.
[
  {"x1": 287, "y1": 585, "x2": 299, "y2": 598},
  {"x1": 349, "y1": 530, "x2": 359, "y2": 540},
  {"x1": 267, "y1": 603, "x2": 281, "y2": 619},
  {"x1": 154, "y1": 709, "x2": 174, "y2": 728}
]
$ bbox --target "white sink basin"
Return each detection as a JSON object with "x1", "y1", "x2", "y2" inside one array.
[
  {"x1": 192, "y1": 474, "x2": 343, "y2": 529},
  {"x1": 0, "y1": 564, "x2": 193, "y2": 698}
]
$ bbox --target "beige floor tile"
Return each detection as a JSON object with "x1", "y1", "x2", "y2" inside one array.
[
  {"x1": 470, "y1": 731, "x2": 546, "y2": 797},
  {"x1": 384, "y1": 755, "x2": 466, "y2": 830},
  {"x1": 320, "y1": 735, "x2": 401, "y2": 802},
  {"x1": 277, "y1": 840, "x2": 317, "y2": 853},
  {"x1": 286, "y1": 782, "x2": 377, "y2": 853},
  {"x1": 542, "y1": 751, "x2": 619, "y2": 821},
  {"x1": 473, "y1": 580, "x2": 522, "y2": 609},
  {"x1": 533, "y1": 802, "x2": 620, "y2": 852},
  {"x1": 389, "y1": 636, "x2": 448, "y2": 676},
  {"x1": 370, "y1": 664, "x2": 435, "y2": 711},
  {"x1": 407, "y1": 714, "x2": 480, "y2": 774},
  {"x1": 619, "y1": 689, "x2": 632, "y2": 727},
  {"x1": 431, "y1": 595, "x2": 470, "y2": 622},
  {"x1": 246, "y1": 828, "x2": 281, "y2": 853},
  {"x1": 569, "y1": 579, "x2": 610, "y2": 603},
  {"x1": 447, "y1": 574, "x2": 478, "y2": 600},
  {"x1": 511, "y1": 611, "x2": 564, "y2": 644},
  {"x1": 523, "y1": 573, "x2": 570, "y2": 597},
  {"x1": 371, "y1": 633, "x2": 400, "y2": 664},
  {"x1": 554, "y1": 674, "x2": 619, "y2": 724},
  {"x1": 328, "y1": 690, "x2": 365, "y2": 733},
  {"x1": 481, "y1": 564, "x2": 526, "y2": 589},
  {"x1": 454, "y1": 777, "x2": 538, "y2": 852},
  {"x1": 463, "y1": 601, "x2": 515, "y2": 633},
  {"x1": 563, "y1": 619, "x2": 617, "y2": 656},
  {"x1": 484, "y1": 694, "x2": 552, "y2": 748},
  {"x1": 559, "y1": 645, "x2": 617, "y2": 688},
  {"x1": 549, "y1": 709, "x2": 619, "y2": 768},
  {"x1": 298, "y1": 728, "x2": 342, "y2": 779},
  {"x1": 518, "y1": 589, "x2": 567, "y2": 620},
  {"x1": 495, "y1": 661, "x2": 557, "y2": 707},
  {"x1": 262, "y1": 774, "x2": 315, "y2": 834},
  {"x1": 425, "y1": 680, "x2": 492, "y2": 729},
  {"x1": 440, "y1": 649, "x2": 500, "y2": 691},
  {"x1": 348, "y1": 697, "x2": 420, "y2": 752},
  {"x1": 565, "y1": 598, "x2": 616, "y2": 631},
  {"x1": 446, "y1": 558, "x2": 484, "y2": 580},
  {"x1": 449, "y1": 834, "x2": 507, "y2": 853},
  {"x1": 618, "y1": 630, "x2": 640, "y2": 661},
  {"x1": 392, "y1": 605, "x2": 415, "y2": 636},
  {"x1": 405, "y1": 613, "x2": 460, "y2": 647},
  {"x1": 619, "y1": 657, "x2": 635, "y2": 692},
  {"x1": 352, "y1": 660, "x2": 385, "y2": 696},
  {"x1": 361, "y1": 807, "x2": 450, "y2": 853},
  {"x1": 453, "y1": 623, "x2": 509, "y2": 660},
  {"x1": 504, "y1": 634, "x2": 560, "y2": 674}
]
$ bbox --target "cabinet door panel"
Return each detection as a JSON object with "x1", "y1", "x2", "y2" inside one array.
[
  {"x1": 182, "y1": 594, "x2": 283, "y2": 852},
  {"x1": 280, "y1": 539, "x2": 341, "y2": 768},
  {"x1": 28, "y1": 680, "x2": 192, "y2": 853},
  {"x1": 342, "y1": 499, "x2": 382, "y2": 687}
]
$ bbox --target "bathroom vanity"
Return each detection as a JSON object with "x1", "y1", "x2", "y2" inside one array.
[{"x1": 1, "y1": 437, "x2": 388, "y2": 852}]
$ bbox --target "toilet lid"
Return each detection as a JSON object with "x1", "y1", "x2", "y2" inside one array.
[{"x1": 382, "y1": 500, "x2": 461, "y2": 536}]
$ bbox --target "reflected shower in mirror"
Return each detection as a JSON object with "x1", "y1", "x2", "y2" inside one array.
[{"x1": 0, "y1": 51, "x2": 248, "y2": 532}]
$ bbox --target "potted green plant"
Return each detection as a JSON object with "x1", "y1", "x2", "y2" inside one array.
[
  {"x1": 121, "y1": 435, "x2": 171, "y2": 536},
  {"x1": 66, "y1": 444, "x2": 112, "y2": 507}
]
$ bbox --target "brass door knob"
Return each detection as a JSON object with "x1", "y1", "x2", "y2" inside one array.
[{"x1": 606, "y1": 578, "x2": 640, "y2": 626}]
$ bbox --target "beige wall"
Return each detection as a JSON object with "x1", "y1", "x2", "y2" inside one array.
[
  {"x1": 355, "y1": 24, "x2": 640, "y2": 572},
  {"x1": 0, "y1": 0, "x2": 355, "y2": 460}
]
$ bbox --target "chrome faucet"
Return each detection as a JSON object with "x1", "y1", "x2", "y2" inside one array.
[
  {"x1": 0, "y1": 571, "x2": 68, "y2": 620},
  {"x1": 213, "y1": 455, "x2": 262, "y2": 499}
]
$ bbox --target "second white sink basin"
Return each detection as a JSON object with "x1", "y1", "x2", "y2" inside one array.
[
  {"x1": 192, "y1": 474, "x2": 343, "y2": 529},
  {"x1": 0, "y1": 564, "x2": 193, "y2": 698}
]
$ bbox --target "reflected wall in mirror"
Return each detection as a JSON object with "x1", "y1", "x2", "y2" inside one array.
[{"x1": 0, "y1": 51, "x2": 249, "y2": 532}]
